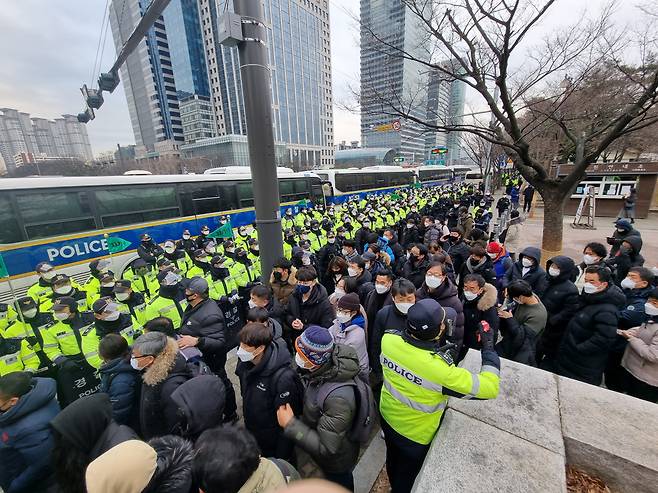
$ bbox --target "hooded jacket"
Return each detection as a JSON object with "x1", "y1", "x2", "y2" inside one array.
[
  {"x1": 85, "y1": 440, "x2": 157, "y2": 493},
  {"x1": 329, "y1": 314, "x2": 369, "y2": 378},
  {"x1": 609, "y1": 224, "x2": 642, "y2": 257},
  {"x1": 237, "y1": 458, "x2": 289, "y2": 493},
  {"x1": 235, "y1": 339, "x2": 303, "y2": 460},
  {"x1": 496, "y1": 296, "x2": 547, "y2": 366},
  {"x1": 402, "y1": 255, "x2": 431, "y2": 288},
  {"x1": 0, "y1": 377, "x2": 59, "y2": 493},
  {"x1": 370, "y1": 304, "x2": 408, "y2": 377},
  {"x1": 50, "y1": 393, "x2": 136, "y2": 461},
  {"x1": 458, "y1": 256, "x2": 496, "y2": 294},
  {"x1": 285, "y1": 283, "x2": 335, "y2": 331},
  {"x1": 506, "y1": 247, "x2": 549, "y2": 297},
  {"x1": 606, "y1": 234, "x2": 645, "y2": 284},
  {"x1": 139, "y1": 338, "x2": 191, "y2": 440},
  {"x1": 145, "y1": 435, "x2": 194, "y2": 493},
  {"x1": 99, "y1": 356, "x2": 141, "y2": 426},
  {"x1": 283, "y1": 344, "x2": 361, "y2": 474},
  {"x1": 416, "y1": 278, "x2": 465, "y2": 354},
  {"x1": 445, "y1": 239, "x2": 470, "y2": 275},
  {"x1": 503, "y1": 215, "x2": 524, "y2": 253},
  {"x1": 556, "y1": 285, "x2": 626, "y2": 385},
  {"x1": 461, "y1": 283, "x2": 499, "y2": 358},
  {"x1": 537, "y1": 256, "x2": 580, "y2": 363},
  {"x1": 269, "y1": 268, "x2": 297, "y2": 307}
]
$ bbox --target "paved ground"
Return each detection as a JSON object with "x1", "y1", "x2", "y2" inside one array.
[{"x1": 510, "y1": 207, "x2": 658, "y2": 266}]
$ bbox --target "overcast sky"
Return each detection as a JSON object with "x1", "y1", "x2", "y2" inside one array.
[{"x1": 0, "y1": 0, "x2": 647, "y2": 156}]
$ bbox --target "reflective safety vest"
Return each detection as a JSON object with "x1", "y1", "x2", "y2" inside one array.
[
  {"x1": 308, "y1": 231, "x2": 325, "y2": 253},
  {"x1": 44, "y1": 314, "x2": 102, "y2": 369},
  {"x1": 126, "y1": 272, "x2": 160, "y2": 300},
  {"x1": 0, "y1": 338, "x2": 39, "y2": 376},
  {"x1": 4, "y1": 318, "x2": 56, "y2": 371},
  {"x1": 247, "y1": 253, "x2": 262, "y2": 280},
  {"x1": 282, "y1": 216, "x2": 295, "y2": 230},
  {"x1": 208, "y1": 274, "x2": 238, "y2": 300},
  {"x1": 380, "y1": 332, "x2": 500, "y2": 445},
  {"x1": 41, "y1": 289, "x2": 90, "y2": 314},
  {"x1": 143, "y1": 295, "x2": 188, "y2": 331},
  {"x1": 0, "y1": 307, "x2": 18, "y2": 336}
]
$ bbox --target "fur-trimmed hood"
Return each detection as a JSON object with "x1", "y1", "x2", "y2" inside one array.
[
  {"x1": 477, "y1": 283, "x2": 498, "y2": 311},
  {"x1": 142, "y1": 337, "x2": 181, "y2": 387}
]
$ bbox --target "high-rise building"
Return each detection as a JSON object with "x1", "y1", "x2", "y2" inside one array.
[
  {"x1": 425, "y1": 61, "x2": 466, "y2": 162},
  {"x1": 197, "y1": 0, "x2": 334, "y2": 169},
  {"x1": 180, "y1": 94, "x2": 216, "y2": 143},
  {"x1": 360, "y1": 0, "x2": 428, "y2": 163},
  {"x1": 108, "y1": 0, "x2": 186, "y2": 157},
  {"x1": 0, "y1": 108, "x2": 93, "y2": 170}
]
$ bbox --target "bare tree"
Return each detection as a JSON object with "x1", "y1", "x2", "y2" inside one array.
[{"x1": 360, "y1": 0, "x2": 658, "y2": 256}]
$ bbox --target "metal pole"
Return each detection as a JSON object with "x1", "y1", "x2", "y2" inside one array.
[
  {"x1": 234, "y1": 0, "x2": 282, "y2": 285},
  {"x1": 6, "y1": 277, "x2": 28, "y2": 337}
]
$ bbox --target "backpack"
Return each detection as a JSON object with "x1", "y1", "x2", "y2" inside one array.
[{"x1": 315, "y1": 377, "x2": 376, "y2": 445}]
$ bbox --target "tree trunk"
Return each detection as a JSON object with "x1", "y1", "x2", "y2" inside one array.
[{"x1": 539, "y1": 189, "x2": 568, "y2": 262}]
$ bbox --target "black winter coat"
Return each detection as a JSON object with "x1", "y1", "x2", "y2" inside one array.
[
  {"x1": 370, "y1": 304, "x2": 408, "y2": 376},
  {"x1": 461, "y1": 283, "x2": 499, "y2": 360},
  {"x1": 538, "y1": 256, "x2": 580, "y2": 363},
  {"x1": 285, "y1": 283, "x2": 335, "y2": 330},
  {"x1": 402, "y1": 256, "x2": 430, "y2": 288},
  {"x1": 180, "y1": 298, "x2": 227, "y2": 375},
  {"x1": 506, "y1": 247, "x2": 549, "y2": 297},
  {"x1": 235, "y1": 339, "x2": 303, "y2": 460},
  {"x1": 445, "y1": 240, "x2": 470, "y2": 275},
  {"x1": 416, "y1": 279, "x2": 465, "y2": 354},
  {"x1": 99, "y1": 356, "x2": 141, "y2": 426},
  {"x1": 556, "y1": 285, "x2": 626, "y2": 385},
  {"x1": 353, "y1": 269, "x2": 375, "y2": 305},
  {"x1": 457, "y1": 257, "x2": 496, "y2": 294}
]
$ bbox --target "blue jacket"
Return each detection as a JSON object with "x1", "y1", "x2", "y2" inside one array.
[
  {"x1": 0, "y1": 377, "x2": 59, "y2": 493},
  {"x1": 99, "y1": 356, "x2": 141, "y2": 426},
  {"x1": 619, "y1": 285, "x2": 652, "y2": 330}
]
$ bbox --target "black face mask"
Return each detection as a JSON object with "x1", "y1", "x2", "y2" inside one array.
[
  {"x1": 273, "y1": 271, "x2": 283, "y2": 281},
  {"x1": 186, "y1": 293, "x2": 197, "y2": 303}
]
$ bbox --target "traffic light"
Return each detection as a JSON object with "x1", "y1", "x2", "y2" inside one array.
[
  {"x1": 98, "y1": 72, "x2": 120, "y2": 93},
  {"x1": 393, "y1": 156, "x2": 405, "y2": 163}
]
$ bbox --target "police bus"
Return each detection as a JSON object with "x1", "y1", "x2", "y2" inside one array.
[
  {"x1": 415, "y1": 165, "x2": 455, "y2": 186},
  {"x1": 316, "y1": 167, "x2": 416, "y2": 202},
  {"x1": 0, "y1": 171, "x2": 325, "y2": 301}
]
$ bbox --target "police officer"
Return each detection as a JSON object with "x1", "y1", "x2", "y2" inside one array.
[
  {"x1": 84, "y1": 259, "x2": 112, "y2": 301},
  {"x1": 137, "y1": 233, "x2": 164, "y2": 266},
  {"x1": 178, "y1": 229, "x2": 196, "y2": 255},
  {"x1": 163, "y1": 239, "x2": 192, "y2": 274},
  {"x1": 195, "y1": 225, "x2": 212, "y2": 250},
  {"x1": 0, "y1": 333, "x2": 38, "y2": 376},
  {"x1": 0, "y1": 303, "x2": 18, "y2": 335},
  {"x1": 208, "y1": 255, "x2": 238, "y2": 300},
  {"x1": 380, "y1": 298, "x2": 501, "y2": 493},
  {"x1": 125, "y1": 259, "x2": 159, "y2": 300},
  {"x1": 113, "y1": 280, "x2": 148, "y2": 325},
  {"x1": 87, "y1": 273, "x2": 117, "y2": 306},
  {"x1": 27, "y1": 262, "x2": 57, "y2": 305},
  {"x1": 92, "y1": 297, "x2": 141, "y2": 344},
  {"x1": 143, "y1": 270, "x2": 188, "y2": 331},
  {"x1": 42, "y1": 274, "x2": 89, "y2": 313},
  {"x1": 187, "y1": 249, "x2": 212, "y2": 278}
]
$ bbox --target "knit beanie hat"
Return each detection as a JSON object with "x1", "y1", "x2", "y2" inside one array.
[
  {"x1": 337, "y1": 293, "x2": 360, "y2": 313},
  {"x1": 295, "y1": 325, "x2": 334, "y2": 366}
]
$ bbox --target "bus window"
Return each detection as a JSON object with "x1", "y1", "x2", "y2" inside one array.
[
  {"x1": 279, "y1": 179, "x2": 308, "y2": 202},
  {"x1": 179, "y1": 183, "x2": 222, "y2": 216},
  {"x1": 237, "y1": 182, "x2": 254, "y2": 208},
  {"x1": 17, "y1": 191, "x2": 97, "y2": 240},
  {"x1": 95, "y1": 186, "x2": 179, "y2": 227},
  {"x1": 312, "y1": 183, "x2": 326, "y2": 204},
  {"x1": 0, "y1": 196, "x2": 23, "y2": 243}
]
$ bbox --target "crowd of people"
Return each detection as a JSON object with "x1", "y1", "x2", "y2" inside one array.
[{"x1": 1, "y1": 178, "x2": 656, "y2": 493}]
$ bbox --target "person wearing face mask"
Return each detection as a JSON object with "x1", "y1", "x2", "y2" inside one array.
[
  {"x1": 380, "y1": 299, "x2": 500, "y2": 493},
  {"x1": 235, "y1": 322, "x2": 303, "y2": 462},
  {"x1": 370, "y1": 279, "x2": 417, "y2": 381},
  {"x1": 318, "y1": 232, "x2": 341, "y2": 284},
  {"x1": 163, "y1": 239, "x2": 192, "y2": 274},
  {"x1": 422, "y1": 216, "x2": 442, "y2": 246},
  {"x1": 341, "y1": 239, "x2": 359, "y2": 263},
  {"x1": 234, "y1": 247, "x2": 257, "y2": 287},
  {"x1": 308, "y1": 220, "x2": 326, "y2": 253},
  {"x1": 460, "y1": 274, "x2": 499, "y2": 361},
  {"x1": 112, "y1": 280, "x2": 148, "y2": 325},
  {"x1": 137, "y1": 233, "x2": 164, "y2": 267},
  {"x1": 486, "y1": 242, "x2": 514, "y2": 302},
  {"x1": 124, "y1": 259, "x2": 159, "y2": 300},
  {"x1": 354, "y1": 217, "x2": 372, "y2": 253},
  {"x1": 384, "y1": 228, "x2": 405, "y2": 265},
  {"x1": 575, "y1": 242, "x2": 608, "y2": 292},
  {"x1": 0, "y1": 372, "x2": 59, "y2": 493},
  {"x1": 348, "y1": 256, "x2": 375, "y2": 304},
  {"x1": 177, "y1": 229, "x2": 196, "y2": 255},
  {"x1": 249, "y1": 284, "x2": 285, "y2": 322},
  {"x1": 606, "y1": 218, "x2": 641, "y2": 258},
  {"x1": 207, "y1": 254, "x2": 238, "y2": 301},
  {"x1": 42, "y1": 273, "x2": 90, "y2": 312},
  {"x1": 322, "y1": 256, "x2": 348, "y2": 296},
  {"x1": 179, "y1": 276, "x2": 237, "y2": 424},
  {"x1": 92, "y1": 297, "x2": 140, "y2": 344},
  {"x1": 364, "y1": 270, "x2": 394, "y2": 344},
  {"x1": 363, "y1": 251, "x2": 385, "y2": 278},
  {"x1": 401, "y1": 219, "x2": 421, "y2": 248},
  {"x1": 505, "y1": 246, "x2": 548, "y2": 298},
  {"x1": 0, "y1": 331, "x2": 39, "y2": 376},
  {"x1": 87, "y1": 273, "x2": 118, "y2": 307},
  {"x1": 496, "y1": 280, "x2": 547, "y2": 366},
  {"x1": 615, "y1": 288, "x2": 658, "y2": 402},
  {"x1": 270, "y1": 258, "x2": 297, "y2": 308},
  {"x1": 282, "y1": 208, "x2": 295, "y2": 230},
  {"x1": 98, "y1": 334, "x2": 141, "y2": 427},
  {"x1": 328, "y1": 293, "x2": 369, "y2": 379},
  {"x1": 284, "y1": 266, "x2": 335, "y2": 335},
  {"x1": 246, "y1": 238, "x2": 263, "y2": 280},
  {"x1": 443, "y1": 226, "x2": 470, "y2": 275},
  {"x1": 502, "y1": 210, "x2": 524, "y2": 261},
  {"x1": 143, "y1": 270, "x2": 188, "y2": 331},
  {"x1": 186, "y1": 249, "x2": 212, "y2": 279},
  {"x1": 283, "y1": 229, "x2": 298, "y2": 259},
  {"x1": 605, "y1": 235, "x2": 645, "y2": 286},
  {"x1": 536, "y1": 256, "x2": 579, "y2": 370},
  {"x1": 556, "y1": 266, "x2": 625, "y2": 386},
  {"x1": 27, "y1": 262, "x2": 61, "y2": 306},
  {"x1": 195, "y1": 225, "x2": 212, "y2": 250},
  {"x1": 457, "y1": 245, "x2": 496, "y2": 296},
  {"x1": 604, "y1": 266, "x2": 654, "y2": 393},
  {"x1": 402, "y1": 244, "x2": 431, "y2": 289},
  {"x1": 276, "y1": 326, "x2": 362, "y2": 491},
  {"x1": 84, "y1": 259, "x2": 113, "y2": 303}
]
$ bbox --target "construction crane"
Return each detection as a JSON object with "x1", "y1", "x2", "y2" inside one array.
[{"x1": 77, "y1": 0, "x2": 172, "y2": 123}]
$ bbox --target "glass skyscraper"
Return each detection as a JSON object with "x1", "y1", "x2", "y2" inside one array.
[{"x1": 360, "y1": 0, "x2": 429, "y2": 163}]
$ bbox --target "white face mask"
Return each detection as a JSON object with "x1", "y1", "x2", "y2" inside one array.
[
  {"x1": 583, "y1": 282, "x2": 599, "y2": 294},
  {"x1": 23, "y1": 308, "x2": 38, "y2": 319},
  {"x1": 620, "y1": 277, "x2": 636, "y2": 290},
  {"x1": 341, "y1": 248, "x2": 350, "y2": 256},
  {"x1": 334, "y1": 287, "x2": 345, "y2": 298},
  {"x1": 644, "y1": 302, "x2": 658, "y2": 317},
  {"x1": 101, "y1": 282, "x2": 116, "y2": 288},
  {"x1": 521, "y1": 258, "x2": 534, "y2": 268},
  {"x1": 464, "y1": 291, "x2": 479, "y2": 301},
  {"x1": 183, "y1": 234, "x2": 191, "y2": 240},
  {"x1": 248, "y1": 299, "x2": 258, "y2": 309},
  {"x1": 54, "y1": 285, "x2": 71, "y2": 295},
  {"x1": 328, "y1": 238, "x2": 336, "y2": 244},
  {"x1": 375, "y1": 283, "x2": 390, "y2": 294},
  {"x1": 42, "y1": 270, "x2": 56, "y2": 281},
  {"x1": 425, "y1": 275, "x2": 443, "y2": 289},
  {"x1": 130, "y1": 357, "x2": 142, "y2": 371},
  {"x1": 347, "y1": 267, "x2": 359, "y2": 277},
  {"x1": 406, "y1": 223, "x2": 414, "y2": 229},
  {"x1": 395, "y1": 302, "x2": 413, "y2": 314},
  {"x1": 237, "y1": 346, "x2": 258, "y2": 362},
  {"x1": 115, "y1": 292, "x2": 131, "y2": 302},
  {"x1": 548, "y1": 267, "x2": 561, "y2": 277},
  {"x1": 583, "y1": 254, "x2": 598, "y2": 265},
  {"x1": 302, "y1": 256, "x2": 311, "y2": 266},
  {"x1": 295, "y1": 352, "x2": 315, "y2": 370},
  {"x1": 54, "y1": 311, "x2": 69, "y2": 321},
  {"x1": 164, "y1": 246, "x2": 176, "y2": 254},
  {"x1": 336, "y1": 311, "x2": 353, "y2": 324},
  {"x1": 487, "y1": 252, "x2": 497, "y2": 259},
  {"x1": 103, "y1": 311, "x2": 121, "y2": 322}
]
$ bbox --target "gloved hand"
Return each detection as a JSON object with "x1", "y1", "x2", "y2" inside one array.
[
  {"x1": 478, "y1": 321, "x2": 495, "y2": 351},
  {"x1": 229, "y1": 293, "x2": 241, "y2": 304}
]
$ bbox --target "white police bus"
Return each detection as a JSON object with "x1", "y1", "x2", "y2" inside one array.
[{"x1": 315, "y1": 166, "x2": 416, "y2": 202}]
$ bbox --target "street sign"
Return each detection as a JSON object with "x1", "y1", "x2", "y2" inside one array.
[
  {"x1": 106, "y1": 237, "x2": 132, "y2": 254},
  {"x1": 375, "y1": 119, "x2": 401, "y2": 132},
  {"x1": 0, "y1": 253, "x2": 8, "y2": 278},
  {"x1": 431, "y1": 147, "x2": 448, "y2": 155}
]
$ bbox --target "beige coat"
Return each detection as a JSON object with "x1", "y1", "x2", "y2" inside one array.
[
  {"x1": 622, "y1": 321, "x2": 658, "y2": 387},
  {"x1": 504, "y1": 218, "x2": 524, "y2": 254}
]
